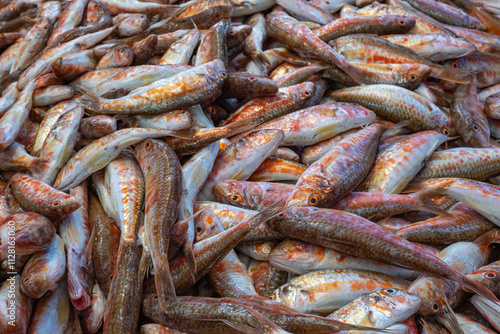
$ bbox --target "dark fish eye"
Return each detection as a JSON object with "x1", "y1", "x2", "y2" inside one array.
[
  {"x1": 153, "y1": 295, "x2": 158, "y2": 300},
  {"x1": 251, "y1": 130, "x2": 258, "y2": 135},
  {"x1": 432, "y1": 302, "x2": 440, "y2": 311},
  {"x1": 397, "y1": 20, "x2": 406, "y2": 25},
  {"x1": 442, "y1": 128, "x2": 450, "y2": 136},
  {"x1": 308, "y1": 194, "x2": 320, "y2": 206},
  {"x1": 385, "y1": 289, "x2": 395, "y2": 294},
  {"x1": 303, "y1": 90, "x2": 312, "y2": 97},
  {"x1": 52, "y1": 201, "x2": 61, "y2": 207},
  {"x1": 473, "y1": 124, "x2": 480, "y2": 132},
  {"x1": 196, "y1": 226, "x2": 202, "y2": 233},
  {"x1": 145, "y1": 141, "x2": 152, "y2": 150},
  {"x1": 486, "y1": 272, "x2": 497, "y2": 278},
  {"x1": 230, "y1": 193, "x2": 242, "y2": 203},
  {"x1": 249, "y1": 76, "x2": 257, "y2": 82},
  {"x1": 277, "y1": 212, "x2": 286, "y2": 217}
]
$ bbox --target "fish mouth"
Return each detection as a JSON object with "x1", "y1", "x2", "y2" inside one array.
[{"x1": 71, "y1": 293, "x2": 90, "y2": 311}]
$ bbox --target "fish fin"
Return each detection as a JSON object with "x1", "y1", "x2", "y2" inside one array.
[
  {"x1": 471, "y1": 294, "x2": 500, "y2": 324},
  {"x1": 240, "y1": 305, "x2": 290, "y2": 334},
  {"x1": 162, "y1": 129, "x2": 198, "y2": 140},
  {"x1": 411, "y1": 189, "x2": 452, "y2": 218},
  {"x1": 0, "y1": 243, "x2": 7, "y2": 258},
  {"x1": 27, "y1": 157, "x2": 49, "y2": 175},
  {"x1": 229, "y1": 167, "x2": 247, "y2": 180},
  {"x1": 456, "y1": 274, "x2": 499, "y2": 304},
  {"x1": 222, "y1": 116, "x2": 260, "y2": 135},
  {"x1": 249, "y1": 199, "x2": 287, "y2": 230},
  {"x1": 155, "y1": 258, "x2": 177, "y2": 312},
  {"x1": 182, "y1": 225, "x2": 197, "y2": 283},
  {"x1": 434, "y1": 66, "x2": 471, "y2": 84},
  {"x1": 77, "y1": 85, "x2": 104, "y2": 114},
  {"x1": 436, "y1": 299, "x2": 465, "y2": 334}
]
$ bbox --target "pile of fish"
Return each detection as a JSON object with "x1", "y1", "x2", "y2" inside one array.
[{"x1": 1, "y1": 0, "x2": 500, "y2": 332}]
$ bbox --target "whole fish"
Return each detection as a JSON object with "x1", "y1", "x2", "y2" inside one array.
[
  {"x1": 10, "y1": 173, "x2": 80, "y2": 219},
  {"x1": 269, "y1": 239, "x2": 416, "y2": 278},
  {"x1": 268, "y1": 206, "x2": 497, "y2": 301},
  {"x1": 135, "y1": 139, "x2": 181, "y2": 310},
  {"x1": 327, "y1": 289, "x2": 422, "y2": 333},
  {"x1": 52, "y1": 127, "x2": 194, "y2": 192},
  {"x1": 358, "y1": 130, "x2": 450, "y2": 194},
  {"x1": 451, "y1": 75, "x2": 490, "y2": 148},
  {"x1": 20, "y1": 235, "x2": 66, "y2": 299},
  {"x1": 59, "y1": 183, "x2": 93, "y2": 311},
  {"x1": 80, "y1": 60, "x2": 227, "y2": 115},
  {"x1": 286, "y1": 123, "x2": 385, "y2": 207},
  {"x1": 198, "y1": 129, "x2": 284, "y2": 201},
  {"x1": 327, "y1": 84, "x2": 453, "y2": 134},
  {"x1": 271, "y1": 269, "x2": 410, "y2": 314},
  {"x1": 0, "y1": 79, "x2": 36, "y2": 151}
]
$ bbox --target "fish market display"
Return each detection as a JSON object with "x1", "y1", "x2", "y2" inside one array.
[{"x1": 1, "y1": 0, "x2": 500, "y2": 333}]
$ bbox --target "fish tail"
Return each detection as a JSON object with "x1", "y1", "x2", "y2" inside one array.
[
  {"x1": 27, "y1": 157, "x2": 48, "y2": 176},
  {"x1": 155, "y1": 259, "x2": 177, "y2": 312},
  {"x1": 434, "y1": 66, "x2": 471, "y2": 84},
  {"x1": 411, "y1": 188, "x2": 451, "y2": 217},
  {"x1": 222, "y1": 116, "x2": 260, "y2": 135},
  {"x1": 77, "y1": 85, "x2": 104, "y2": 114},
  {"x1": 182, "y1": 218, "x2": 197, "y2": 283},
  {"x1": 250, "y1": 199, "x2": 286, "y2": 229},
  {"x1": 256, "y1": 51, "x2": 272, "y2": 67},
  {"x1": 162, "y1": 129, "x2": 198, "y2": 140}
]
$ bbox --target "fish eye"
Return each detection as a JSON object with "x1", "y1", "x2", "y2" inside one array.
[
  {"x1": 51, "y1": 200, "x2": 61, "y2": 207},
  {"x1": 303, "y1": 90, "x2": 312, "y2": 97},
  {"x1": 109, "y1": 273, "x2": 114, "y2": 281},
  {"x1": 22, "y1": 275, "x2": 31, "y2": 285},
  {"x1": 26, "y1": 144, "x2": 33, "y2": 152},
  {"x1": 431, "y1": 302, "x2": 441, "y2": 312},
  {"x1": 408, "y1": 73, "x2": 418, "y2": 81},
  {"x1": 451, "y1": 61, "x2": 459, "y2": 69},
  {"x1": 145, "y1": 141, "x2": 152, "y2": 150},
  {"x1": 153, "y1": 295, "x2": 158, "y2": 300},
  {"x1": 385, "y1": 288, "x2": 396, "y2": 294},
  {"x1": 196, "y1": 226, "x2": 202, "y2": 233},
  {"x1": 485, "y1": 272, "x2": 497, "y2": 279},
  {"x1": 180, "y1": 110, "x2": 189, "y2": 114},
  {"x1": 471, "y1": 24, "x2": 477, "y2": 29},
  {"x1": 208, "y1": 107, "x2": 216, "y2": 114},
  {"x1": 397, "y1": 20, "x2": 406, "y2": 25},
  {"x1": 221, "y1": 71, "x2": 227, "y2": 78},
  {"x1": 473, "y1": 124, "x2": 480, "y2": 132},
  {"x1": 249, "y1": 76, "x2": 257, "y2": 82},
  {"x1": 229, "y1": 193, "x2": 243, "y2": 203},
  {"x1": 308, "y1": 194, "x2": 320, "y2": 206},
  {"x1": 215, "y1": 14, "x2": 220, "y2": 19},
  {"x1": 277, "y1": 212, "x2": 286, "y2": 218},
  {"x1": 251, "y1": 130, "x2": 258, "y2": 135},
  {"x1": 442, "y1": 128, "x2": 450, "y2": 136}
]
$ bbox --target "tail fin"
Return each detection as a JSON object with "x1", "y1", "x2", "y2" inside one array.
[
  {"x1": 27, "y1": 157, "x2": 48, "y2": 175},
  {"x1": 222, "y1": 116, "x2": 259, "y2": 136},
  {"x1": 77, "y1": 85, "x2": 104, "y2": 114},
  {"x1": 182, "y1": 224, "x2": 197, "y2": 283},
  {"x1": 433, "y1": 65, "x2": 471, "y2": 84},
  {"x1": 248, "y1": 199, "x2": 286, "y2": 230},
  {"x1": 470, "y1": 294, "x2": 500, "y2": 324},
  {"x1": 410, "y1": 188, "x2": 451, "y2": 217},
  {"x1": 436, "y1": 299, "x2": 465, "y2": 334},
  {"x1": 155, "y1": 258, "x2": 177, "y2": 312}
]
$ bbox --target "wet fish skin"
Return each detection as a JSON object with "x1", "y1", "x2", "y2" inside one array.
[
  {"x1": 59, "y1": 183, "x2": 93, "y2": 311},
  {"x1": 287, "y1": 123, "x2": 384, "y2": 208},
  {"x1": 315, "y1": 15, "x2": 415, "y2": 41},
  {"x1": 135, "y1": 139, "x2": 182, "y2": 310},
  {"x1": 20, "y1": 235, "x2": 66, "y2": 299},
  {"x1": 396, "y1": 202, "x2": 495, "y2": 244},
  {"x1": 0, "y1": 274, "x2": 33, "y2": 334},
  {"x1": 271, "y1": 269, "x2": 410, "y2": 314},
  {"x1": 451, "y1": 75, "x2": 490, "y2": 148},
  {"x1": 269, "y1": 238, "x2": 416, "y2": 279},
  {"x1": 79, "y1": 60, "x2": 227, "y2": 116}
]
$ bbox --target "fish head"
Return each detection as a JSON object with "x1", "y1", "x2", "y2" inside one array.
[
  {"x1": 271, "y1": 283, "x2": 311, "y2": 311},
  {"x1": 467, "y1": 266, "x2": 500, "y2": 293},
  {"x1": 243, "y1": 129, "x2": 284, "y2": 153},
  {"x1": 206, "y1": 59, "x2": 229, "y2": 84},
  {"x1": 392, "y1": 64, "x2": 432, "y2": 91},
  {"x1": 204, "y1": 105, "x2": 228, "y2": 125},
  {"x1": 286, "y1": 175, "x2": 331, "y2": 207},
  {"x1": 366, "y1": 289, "x2": 422, "y2": 324},
  {"x1": 407, "y1": 276, "x2": 454, "y2": 315},
  {"x1": 194, "y1": 208, "x2": 223, "y2": 242},
  {"x1": 269, "y1": 239, "x2": 323, "y2": 275},
  {"x1": 213, "y1": 180, "x2": 254, "y2": 208}
]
